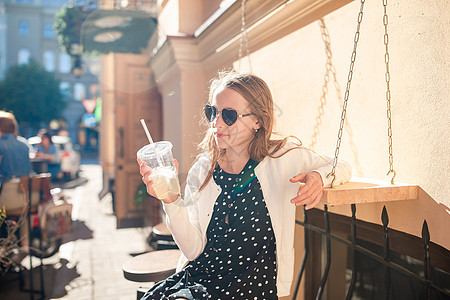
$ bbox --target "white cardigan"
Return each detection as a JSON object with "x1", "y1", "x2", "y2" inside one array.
[{"x1": 162, "y1": 142, "x2": 352, "y2": 297}]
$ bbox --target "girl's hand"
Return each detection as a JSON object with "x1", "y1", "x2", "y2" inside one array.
[
  {"x1": 138, "y1": 158, "x2": 156, "y2": 198},
  {"x1": 289, "y1": 171, "x2": 323, "y2": 210},
  {"x1": 137, "y1": 158, "x2": 179, "y2": 204}
]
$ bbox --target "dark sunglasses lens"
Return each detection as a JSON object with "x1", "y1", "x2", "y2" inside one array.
[
  {"x1": 222, "y1": 109, "x2": 238, "y2": 126},
  {"x1": 205, "y1": 105, "x2": 216, "y2": 122}
]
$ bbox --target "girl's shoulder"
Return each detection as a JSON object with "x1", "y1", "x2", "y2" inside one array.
[
  {"x1": 271, "y1": 136, "x2": 305, "y2": 157},
  {"x1": 188, "y1": 152, "x2": 210, "y2": 174},
  {"x1": 193, "y1": 152, "x2": 210, "y2": 165},
  {"x1": 186, "y1": 153, "x2": 211, "y2": 188}
]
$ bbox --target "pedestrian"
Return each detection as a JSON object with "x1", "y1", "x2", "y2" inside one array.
[
  {"x1": 138, "y1": 72, "x2": 351, "y2": 299},
  {"x1": 35, "y1": 130, "x2": 62, "y2": 181},
  {"x1": 0, "y1": 110, "x2": 32, "y2": 249}
]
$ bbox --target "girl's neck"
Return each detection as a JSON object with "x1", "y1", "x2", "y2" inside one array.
[{"x1": 219, "y1": 150, "x2": 250, "y2": 174}]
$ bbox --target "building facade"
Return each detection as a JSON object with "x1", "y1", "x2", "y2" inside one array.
[{"x1": 0, "y1": 0, "x2": 99, "y2": 145}]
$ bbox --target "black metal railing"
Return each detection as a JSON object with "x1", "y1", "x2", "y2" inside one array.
[{"x1": 291, "y1": 204, "x2": 450, "y2": 300}]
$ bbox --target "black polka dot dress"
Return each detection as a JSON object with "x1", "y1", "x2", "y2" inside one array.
[{"x1": 141, "y1": 159, "x2": 278, "y2": 300}]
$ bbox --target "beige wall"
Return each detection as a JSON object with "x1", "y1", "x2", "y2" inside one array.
[
  {"x1": 151, "y1": 0, "x2": 450, "y2": 258},
  {"x1": 251, "y1": 0, "x2": 450, "y2": 205},
  {"x1": 158, "y1": 0, "x2": 179, "y2": 35},
  {"x1": 149, "y1": 37, "x2": 208, "y2": 177},
  {"x1": 158, "y1": 0, "x2": 222, "y2": 36},
  {"x1": 179, "y1": 0, "x2": 222, "y2": 34},
  {"x1": 241, "y1": 0, "x2": 449, "y2": 249}
]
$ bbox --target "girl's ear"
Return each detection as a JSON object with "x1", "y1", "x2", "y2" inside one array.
[{"x1": 253, "y1": 120, "x2": 261, "y2": 131}]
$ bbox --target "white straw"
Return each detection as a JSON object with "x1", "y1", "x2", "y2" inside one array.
[{"x1": 140, "y1": 119, "x2": 154, "y2": 144}]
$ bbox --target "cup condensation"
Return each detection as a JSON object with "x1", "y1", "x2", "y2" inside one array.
[{"x1": 137, "y1": 141, "x2": 180, "y2": 199}]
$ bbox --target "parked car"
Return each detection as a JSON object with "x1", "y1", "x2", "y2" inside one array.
[{"x1": 29, "y1": 135, "x2": 81, "y2": 180}]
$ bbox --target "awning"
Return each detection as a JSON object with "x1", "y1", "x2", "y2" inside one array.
[{"x1": 80, "y1": 9, "x2": 157, "y2": 54}]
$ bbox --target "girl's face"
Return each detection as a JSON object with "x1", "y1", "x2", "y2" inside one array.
[{"x1": 211, "y1": 88, "x2": 260, "y2": 155}]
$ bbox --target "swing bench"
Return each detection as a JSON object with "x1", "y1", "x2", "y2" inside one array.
[
  {"x1": 234, "y1": 0, "x2": 419, "y2": 205},
  {"x1": 306, "y1": 3, "x2": 419, "y2": 206},
  {"x1": 292, "y1": 2, "x2": 423, "y2": 299},
  {"x1": 321, "y1": 177, "x2": 419, "y2": 206}
]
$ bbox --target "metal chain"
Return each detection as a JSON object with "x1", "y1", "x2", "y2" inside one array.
[
  {"x1": 310, "y1": 18, "x2": 332, "y2": 150},
  {"x1": 313, "y1": 18, "x2": 365, "y2": 176},
  {"x1": 327, "y1": 0, "x2": 366, "y2": 187},
  {"x1": 238, "y1": 0, "x2": 252, "y2": 72},
  {"x1": 383, "y1": 0, "x2": 396, "y2": 184}
]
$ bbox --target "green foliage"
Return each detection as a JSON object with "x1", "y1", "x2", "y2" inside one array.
[
  {"x1": 0, "y1": 59, "x2": 66, "y2": 129},
  {"x1": 54, "y1": 5, "x2": 90, "y2": 55},
  {"x1": 134, "y1": 182, "x2": 149, "y2": 207}
]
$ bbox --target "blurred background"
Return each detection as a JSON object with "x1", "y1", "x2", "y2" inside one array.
[{"x1": 0, "y1": 0, "x2": 100, "y2": 160}]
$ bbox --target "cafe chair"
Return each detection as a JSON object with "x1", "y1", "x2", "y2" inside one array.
[{"x1": 0, "y1": 173, "x2": 51, "y2": 299}]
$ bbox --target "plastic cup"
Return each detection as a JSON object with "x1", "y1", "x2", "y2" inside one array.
[{"x1": 137, "y1": 141, "x2": 180, "y2": 199}]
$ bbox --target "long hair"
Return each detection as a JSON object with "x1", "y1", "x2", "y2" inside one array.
[{"x1": 197, "y1": 71, "x2": 301, "y2": 191}]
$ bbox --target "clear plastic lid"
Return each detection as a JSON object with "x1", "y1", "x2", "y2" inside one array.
[{"x1": 137, "y1": 141, "x2": 173, "y2": 158}]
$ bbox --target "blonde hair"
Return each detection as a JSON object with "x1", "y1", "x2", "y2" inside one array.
[
  {"x1": 0, "y1": 110, "x2": 18, "y2": 135},
  {"x1": 198, "y1": 71, "x2": 301, "y2": 190}
]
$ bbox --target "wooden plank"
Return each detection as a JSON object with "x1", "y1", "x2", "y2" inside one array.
[{"x1": 320, "y1": 177, "x2": 419, "y2": 206}]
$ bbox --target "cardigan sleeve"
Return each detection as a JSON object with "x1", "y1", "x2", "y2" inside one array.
[
  {"x1": 162, "y1": 154, "x2": 209, "y2": 260},
  {"x1": 294, "y1": 145, "x2": 352, "y2": 187}
]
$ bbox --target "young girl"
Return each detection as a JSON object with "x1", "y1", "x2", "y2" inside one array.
[{"x1": 138, "y1": 72, "x2": 351, "y2": 299}]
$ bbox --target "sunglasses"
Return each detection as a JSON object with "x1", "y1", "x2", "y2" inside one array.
[{"x1": 204, "y1": 104, "x2": 254, "y2": 126}]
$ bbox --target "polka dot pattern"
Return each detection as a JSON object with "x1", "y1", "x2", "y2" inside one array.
[{"x1": 141, "y1": 159, "x2": 277, "y2": 299}]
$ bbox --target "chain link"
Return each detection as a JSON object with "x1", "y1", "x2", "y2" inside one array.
[
  {"x1": 383, "y1": 0, "x2": 396, "y2": 184},
  {"x1": 327, "y1": 0, "x2": 366, "y2": 187},
  {"x1": 238, "y1": 0, "x2": 252, "y2": 72}
]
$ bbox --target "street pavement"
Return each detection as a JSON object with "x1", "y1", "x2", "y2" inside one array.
[{"x1": 0, "y1": 163, "x2": 154, "y2": 300}]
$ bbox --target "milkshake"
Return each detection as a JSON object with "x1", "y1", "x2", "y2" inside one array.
[{"x1": 137, "y1": 141, "x2": 180, "y2": 199}]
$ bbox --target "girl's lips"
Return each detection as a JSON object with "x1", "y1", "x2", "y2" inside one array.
[{"x1": 215, "y1": 133, "x2": 228, "y2": 138}]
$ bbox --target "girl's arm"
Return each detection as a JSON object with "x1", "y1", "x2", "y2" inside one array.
[
  {"x1": 139, "y1": 155, "x2": 207, "y2": 260},
  {"x1": 289, "y1": 147, "x2": 352, "y2": 209}
]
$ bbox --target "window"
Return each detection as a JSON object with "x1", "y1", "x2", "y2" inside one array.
[
  {"x1": 43, "y1": 50, "x2": 55, "y2": 71},
  {"x1": 43, "y1": 23, "x2": 54, "y2": 39},
  {"x1": 59, "y1": 82, "x2": 71, "y2": 100},
  {"x1": 19, "y1": 20, "x2": 29, "y2": 36},
  {"x1": 16, "y1": 0, "x2": 33, "y2": 4},
  {"x1": 59, "y1": 52, "x2": 71, "y2": 73},
  {"x1": 18, "y1": 48, "x2": 30, "y2": 65},
  {"x1": 74, "y1": 83, "x2": 86, "y2": 101}
]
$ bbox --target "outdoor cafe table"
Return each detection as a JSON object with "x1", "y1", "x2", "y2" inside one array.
[
  {"x1": 122, "y1": 249, "x2": 181, "y2": 283},
  {"x1": 30, "y1": 157, "x2": 48, "y2": 174}
]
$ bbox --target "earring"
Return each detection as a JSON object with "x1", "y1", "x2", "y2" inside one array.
[{"x1": 254, "y1": 128, "x2": 259, "y2": 133}]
